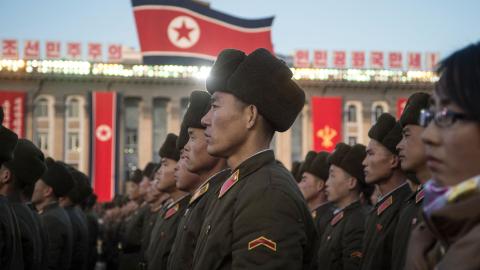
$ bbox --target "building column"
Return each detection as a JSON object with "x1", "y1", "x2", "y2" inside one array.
[{"x1": 138, "y1": 96, "x2": 153, "y2": 169}]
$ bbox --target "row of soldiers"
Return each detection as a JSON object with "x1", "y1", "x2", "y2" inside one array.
[{"x1": 2, "y1": 41, "x2": 480, "y2": 270}]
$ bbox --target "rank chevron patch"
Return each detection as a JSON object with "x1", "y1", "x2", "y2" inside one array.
[{"x1": 248, "y1": 236, "x2": 277, "y2": 252}]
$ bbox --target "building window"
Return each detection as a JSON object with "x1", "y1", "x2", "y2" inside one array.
[
  {"x1": 124, "y1": 98, "x2": 140, "y2": 179},
  {"x1": 37, "y1": 132, "x2": 49, "y2": 152},
  {"x1": 371, "y1": 102, "x2": 389, "y2": 124},
  {"x1": 347, "y1": 104, "x2": 357, "y2": 123},
  {"x1": 153, "y1": 98, "x2": 169, "y2": 162},
  {"x1": 291, "y1": 113, "x2": 303, "y2": 162},
  {"x1": 66, "y1": 98, "x2": 80, "y2": 118},
  {"x1": 34, "y1": 98, "x2": 49, "y2": 118},
  {"x1": 348, "y1": 136, "x2": 357, "y2": 145},
  {"x1": 67, "y1": 132, "x2": 80, "y2": 151}
]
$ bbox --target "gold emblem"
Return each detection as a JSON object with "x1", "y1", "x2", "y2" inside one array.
[{"x1": 316, "y1": 125, "x2": 337, "y2": 148}]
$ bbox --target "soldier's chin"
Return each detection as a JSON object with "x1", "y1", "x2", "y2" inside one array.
[{"x1": 206, "y1": 143, "x2": 228, "y2": 158}]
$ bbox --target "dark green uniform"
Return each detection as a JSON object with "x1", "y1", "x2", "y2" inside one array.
[
  {"x1": 85, "y1": 209, "x2": 99, "y2": 270},
  {"x1": 65, "y1": 206, "x2": 89, "y2": 270},
  {"x1": 0, "y1": 196, "x2": 23, "y2": 270},
  {"x1": 361, "y1": 183, "x2": 411, "y2": 270},
  {"x1": 167, "y1": 169, "x2": 230, "y2": 270},
  {"x1": 140, "y1": 205, "x2": 162, "y2": 262},
  {"x1": 145, "y1": 195, "x2": 191, "y2": 270},
  {"x1": 192, "y1": 150, "x2": 318, "y2": 270},
  {"x1": 40, "y1": 202, "x2": 74, "y2": 270},
  {"x1": 119, "y1": 203, "x2": 149, "y2": 270},
  {"x1": 317, "y1": 201, "x2": 368, "y2": 270},
  {"x1": 311, "y1": 202, "x2": 334, "y2": 239},
  {"x1": 391, "y1": 186, "x2": 424, "y2": 270}
]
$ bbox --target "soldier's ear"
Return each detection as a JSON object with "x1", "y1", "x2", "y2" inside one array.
[
  {"x1": 0, "y1": 166, "x2": 12, "y2": 185},
  {"x1": 390, "y1": 154, "x2": 401, "y2": 169},
  {"x1": 245, "y1": 104, "x2": 259, "y2": 130},
  {"x1": 347, "y1": 176, "x2": 357, "y2": 191}
]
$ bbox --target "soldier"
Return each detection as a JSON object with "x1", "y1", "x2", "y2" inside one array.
[
  {"x1": 144, "y1": 133, "x2": 190, "y2": 270},
  {"x1": 317, "y1": 143, "x2": 369, "y2": 270},
  {"x1": 119, "y1": 168, "x2": 149, "y2": 270},
  {"x1": 391, "y1": 92, "x2": 432, "y2": 270},
  {"x1": 32, "y1": 158, "x2": 75, "y2": 270},
  {"x1": 405, "y1": 42, "x2": 480, "y2": 269},
  {"x1": 60, "y1": 167, "x2": 91, "y2": 270},
  {"x1": 84, "y1": 193, "x2": 99, "y2": 270},
  {"x1": 298, "y1": 151, "x2": 334, "y2": 238},
  {"x1": 361, "y1": 113, "x2": 411, "y2": 270},
  {"x1": 167, "y1": 91, "x2": 230, "y2": 270},
  {"x1": 192, "y1": 48, "x2": 317, "y2": 269},
  {"x1": 2, "y1": 139, "x2": 48, "y2": 270},
  {"x1": 0, "y1": 107, "x2": 24, "y2": 270}
]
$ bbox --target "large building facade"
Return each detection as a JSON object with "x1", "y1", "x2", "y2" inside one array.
[{"x1": 0, "y1": 59, "x2": 435, "y2": 192}]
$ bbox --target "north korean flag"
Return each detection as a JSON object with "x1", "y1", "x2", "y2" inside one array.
[{"x1": 132, "y1": 0, "x2": 274, "y2": 65}]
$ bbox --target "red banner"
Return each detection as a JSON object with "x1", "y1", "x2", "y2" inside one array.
[
  {"x1": 0, "y1": 91, "x2": 26, "y2": 138},
  {"x1": 311, "y1": 97, "x2": 342, "y2": 152},
  {"x1": 397, "y1": 98, "x2": 408, "y2": 119},
  {"x1": 91, "y1": 92, "x2": 118, "y2": 202},
  {"x1": 132, "y1": 0, "x2": 273, "y2": 64},
  {"x1": 294, "y1": 50, "x2": 310, "y2": 68}
]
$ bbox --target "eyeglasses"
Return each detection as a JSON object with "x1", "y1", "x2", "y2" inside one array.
[{"x1": 419, "y1": 108, "x2": 474, "y2": 128}]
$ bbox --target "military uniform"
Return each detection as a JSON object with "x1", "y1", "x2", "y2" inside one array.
[
  {"x1": 85, "y1": 209, "x2": 99, "y2": 270},
  {"x1": 119, "y1": 203, "x2": 149, "y2": 270},
  {"x1": 0, "y1": 195, "x2": 24, "y2": 270},
  {"x1": 391, "y1": 185, "x2": 424, "y2": 270},
  {"x1": 65, "y1": 205, "x2": 89, "y2": 270},
  {"x1": 40, "y1": 202, "x2": 74, "y2": 270},
  {"x1": 145, "y1": 195, "x2": 191, "y2": 270},
  {"x1": 167, "y1": 169, "x2": 230, "y2": 270},
  {"x1": 361, "y1": 183, "x2": 411, "y2": 270},
  {"x1": 317, "y1": 201, "x2": 369, "y2": 270},
  {"x1": 311, "y1": 202, "x2": 334, "y2": 239},
  {"x1": 192, "y1": 150, "x2": 318, "y2": 270}
]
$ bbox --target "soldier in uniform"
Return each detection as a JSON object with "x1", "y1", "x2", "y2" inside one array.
[
  {"x1": 317, "y1": 143, "x2": 369, "y2": 270},
  {"x1": 405, "y1": 42, "x2": 480, "y2": 269},
  {"x1": 167, "y1": 90, "x2": 230, "y2": 270},
  {"x1": 192, "y1": 48, "x2": 318, "y2": 269},
  {"x1": 32, "y1": 159, "x2": 75, "y2": 270},
  {"x1": 84, "y1": 193, "x2": 99, "y2": 270},
  {"x1": 2, "y1": 139, "x2": 48, "y2": 270},
  {"x1": 298, "y1": 151, "x2": 334, "y2": 238},
  {"x1": 391, "y1": 92, "x2": 432, "y2": 270},
  {"x1": 0, "y1": 107, "x2": 24, "y2": 270},
  {"x1": 361, "y1": 113, "x2": 411, "y2": 270},
  {"x1": 144, "y1": 133, "x2": 190, "y2": 270},
  {"x1": 60, "y1": 167, "x2": 90, "y2": 270},
  {"x1": 119, "y1": 168, "x2": 149, "y2": 270}
]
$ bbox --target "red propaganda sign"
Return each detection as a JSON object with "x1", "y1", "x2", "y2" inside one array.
[
  {"x1": 388, "y1": 52, "x2": 403, "y2": 69},
  {"x1": 0, "y1": 91, "x2": 26, "y2": 138},
  {"x1": 313, "y1": 50, "x2": 328, "y2": 68},
  {"x1": 333, "y1": 51, "x2": 346, "y2": 68},
  {"x1": 351, "y1": 51, "x2": 365, "y2": 69},
  {"x1": 67, "y1": 42, "x2": 82, "y2": 59},
  {"x1": 370, "y1": 51, "x2": 384, "y2": 69},
  {"x1": 24, "y1": 40, "x2": 40, "y2": 59},
  {"x1": 294, "y1": 50, "x2": 310, "y2": 68},
  {"x1": 408, "y1": 52, "x2": 422, "y2": 70},
  {"x1": 91, "y1": 91, "x2": 118, "y2": 202},
  {"x1": 88, "y1": 43, "x2": 102, "y2": 61},
  {"x1": 311, "y1": 97, "x2": 342, "y2": 152},
  {"x1": 108, "y1": 44, "x2": 122, "y2": 62},
  {"x1": 397, "y1": 98, "x2": 408, "y2": 119},
  {"x1": 425, "y1": 52, "x2": 440, "y2": 70},
  {"x1": 46, "y1": 41, "x2": 61, "y2": 59},
  {"x1": 2, "y1": 39, "x2": 19, "y2": 59},
  {"x1": 132, "y1": 0, "x2": 274, "y2": 65}
]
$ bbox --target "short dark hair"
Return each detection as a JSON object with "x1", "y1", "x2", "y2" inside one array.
[{"x1": 436, "y1": 42, "x2": 480, "y2": 122}]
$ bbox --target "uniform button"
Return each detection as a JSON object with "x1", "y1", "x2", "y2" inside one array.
[
  {"x1": 206, "y1": 225, "x2": 211, "y2": 235},
  {"x1": 183, "y1": 225, "x2": 187, "y2": 230}
]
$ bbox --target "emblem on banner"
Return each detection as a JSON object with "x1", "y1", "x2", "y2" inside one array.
[
  {"x1": 167, "y1": 16, "x2": 200, "y2": 49},
  {"x1": 317, "y1": 125, "x2": 337, "y2": 148},
  {"x1": 96, "y1": 124, "x2": 112, "y2": 142}
]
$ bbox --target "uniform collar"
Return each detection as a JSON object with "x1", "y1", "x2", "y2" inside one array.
[
  {"x1": 232, "y1": 149, "x2": 275, "y2": 180},
  {"x1": 377, "y1": 182, "x2": 409, "y2": 204}
]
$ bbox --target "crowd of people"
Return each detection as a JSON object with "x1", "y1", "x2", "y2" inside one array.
[{"x1": 1, "y1": 42, "x2": 480, "y2": 270}]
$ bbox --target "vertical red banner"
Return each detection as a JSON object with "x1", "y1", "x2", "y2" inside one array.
[
  {"x1": 397, "y1": 98, "x2": 408, "y2": 119},
  {"x1": 0, "y1": 91, "x2": 26, "y2": 138},
  {"x1": 311, "y1": 97, "x2": 342, "y2": 152},
  {"x1": 91, "y1": 92, "x2": 117, "y2": 202}
]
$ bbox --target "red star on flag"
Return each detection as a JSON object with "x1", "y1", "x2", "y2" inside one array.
[{"x1": 174, "y1": 20, "x2": 194, "y2": 41}]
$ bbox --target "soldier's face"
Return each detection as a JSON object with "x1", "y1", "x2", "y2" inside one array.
[
  {"x1": 139, "y1": 177, "x2": 151, "y2": 197},
  {"x1": 157, "y1": 158, "x2": 177, "y2": 192},
  {"x1": 201, "y1": 92, "x2": 249, "y2": 158},
  {"x1": 126, "y1": 181, "x2": 140, "y2": 201},
  {"x1": 184, "y1": 127, "x2": 220, "y2": 174},
  {"x1": 325, "y1": 165, "x2": 353, "y2": 204},
  {"x1": 298, "y1": 172, "x2": 324, "y2": 202},
  {"x1": 421, "y1": 91, "x2": 480, "y2": 186},
  {"x1": 31, "y1": 179, "x2": 50, "y2": 205},
  {"x1": 397, "y1": 125, "x2": 427, "y2": 174},
  {"x1": 363, "y1": 140, "x2": 399, "y2": 184},
  {"x1": 175, "y1": 157, "x2": 201, "y2": 192}
]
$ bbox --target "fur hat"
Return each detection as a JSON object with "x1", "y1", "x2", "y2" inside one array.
[
  {"x1": 0, "y1": 107, "x2": 18, "y2": 163},
  {"x1": 126, "y1": 169, "x2": 143, "y2": 184},
  {"x1": 159, "y1": 133, "x2": 180, "y2": 161},
  {"x1": 305, "y1": 151, "x2": 330, "y2": 181},
  {"x1": 328, "y1": 143, "x2": 367, "y2": 186},
  {"x1": 399, "y1": 92, "x2": 431, "y2": 127},
  {"x1": 206, "y1": 48, "x2": 305, "y2": 132},
  {"x1": 4, "y1": 139, "x2": 46, "y2": 188},
  {"x1": 42, "y1": 159, "x2": 75, "y2": 197},
  {"x1": 368, "y1": 113, "x2": 403, "y2": 154},
  {"x1": 299, "y1": 151, "x2": 317, "y2": 177}
]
